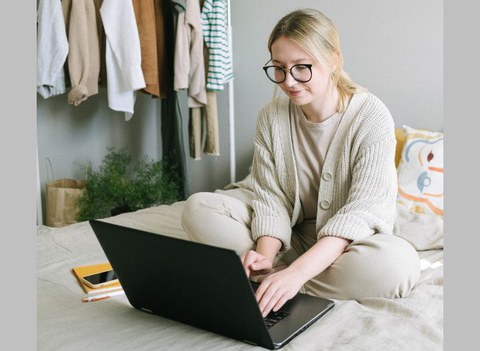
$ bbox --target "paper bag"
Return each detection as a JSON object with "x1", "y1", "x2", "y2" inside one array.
[{"x1": 45, "y1": 178, "x2": 86, "y2": 227}]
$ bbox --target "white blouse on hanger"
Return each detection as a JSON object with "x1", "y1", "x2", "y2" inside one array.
[{"x1": 100, "y1": 0, "x2": 146, "y2": 121}]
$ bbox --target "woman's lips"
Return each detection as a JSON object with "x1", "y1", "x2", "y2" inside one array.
[{"x1": 288, "y1": 90, "x2": 302, "y2": 97}]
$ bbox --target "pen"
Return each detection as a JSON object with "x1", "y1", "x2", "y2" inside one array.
[{"x1": 82, "y1": 289, "x2": 125, "y2": 303}]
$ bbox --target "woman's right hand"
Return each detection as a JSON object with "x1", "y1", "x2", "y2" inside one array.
[{"x1": 240, "y1": 250, "x2": 273, "y2": 277}]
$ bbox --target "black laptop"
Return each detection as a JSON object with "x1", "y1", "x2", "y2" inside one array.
[{"x1": 89, "y1": 220, "x2": 334, "y2": 350}]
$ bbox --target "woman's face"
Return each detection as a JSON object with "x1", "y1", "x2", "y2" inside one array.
[{"x1": 270, "y1": 36, "x2": 336, "y2": 113}]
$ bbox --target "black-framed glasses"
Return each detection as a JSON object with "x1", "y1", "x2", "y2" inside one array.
[{"x1": 262, "y1": 60, "x2": 313, "y2": 84}]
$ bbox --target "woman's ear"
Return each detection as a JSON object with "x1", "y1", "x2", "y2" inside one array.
[{"x1": 331, "y1": 50, "x2": 341, "y2": 72}]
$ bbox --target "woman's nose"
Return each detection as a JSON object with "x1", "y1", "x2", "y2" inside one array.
[{"x1": 283, "y1": 71, "x2": 297, "y2": 87}]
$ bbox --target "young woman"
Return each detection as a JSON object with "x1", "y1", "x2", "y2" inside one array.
[{"x1": 181, "y1": 8, "x2": 420, "y2": 317}]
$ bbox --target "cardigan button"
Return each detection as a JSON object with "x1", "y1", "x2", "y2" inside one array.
[
  {"x1": 322, "y1": 172, "x2": 333, "y2": 181},
  {"x1": 320, "y1": 200, "x2": 331, "y2": 209}
]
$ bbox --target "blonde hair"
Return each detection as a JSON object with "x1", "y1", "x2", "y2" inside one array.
[{"x1": 268, "y1": 9, "x2": 364, "y2": 112}]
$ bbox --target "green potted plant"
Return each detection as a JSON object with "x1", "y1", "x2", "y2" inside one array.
[{"x1": 76, "y1": 147, "x2": 181, "y2": 221}]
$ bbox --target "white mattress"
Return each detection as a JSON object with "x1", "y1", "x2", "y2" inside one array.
[{"x1": 37, "y1": 200, "x2": 443, "y2": 350}]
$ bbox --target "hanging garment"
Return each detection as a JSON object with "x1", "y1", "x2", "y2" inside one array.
[
  {"x1": 172, "y1": 0, "x2": 187, "y2": 88},
  {"x1": 189, "y1": 107, "x2": 202, "y2": 160},
  {"x1": 160, "y1": 0, "x2": 189, "y2": 198},
  {"x1": 202, "y1": 91, "x2": 220, "y2": 155},
  {"x1": 100, "y1": 0, "x2": 146, "y2": 121},
  {"x1": 173, "y1": 0, "x2": 207, "y2": 108},
  {"x1": 201, "y1": 0, "x2": 233, "y2": 91},
  {"x1": 62, "y1": 0, "x2": 101, "y2": 106},
  {"x1": 37, "y1": 0, "x2": 69, "y2": 99},
  {"x1": 189, "y1": 91, "x2": 219, "y2": 159},
  {"x1": 94, "y1": 0, "x2": 107, "y2": 89},
  {"x1": 132, "y1": 0, "x2": 160, "y2": 97},
  {"x1": 187, "y1": 36, "x2": 221, "y2": 159},
  {"x1": 154, "y1": 0, "x2": 169, "y2": 99}
]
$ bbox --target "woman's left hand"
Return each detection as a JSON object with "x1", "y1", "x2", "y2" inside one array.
[{"x1": 254, "y1": 266, "x2": 306, "y2": 317}]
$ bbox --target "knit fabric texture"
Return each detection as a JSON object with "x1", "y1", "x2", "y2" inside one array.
[{"x1": 250, "y1": 92, "x2": 398, "y2": 250}]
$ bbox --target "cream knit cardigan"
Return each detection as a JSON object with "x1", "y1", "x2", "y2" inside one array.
[{"x1": 249, "y1": 92, "x2": 398, "y2": 250}]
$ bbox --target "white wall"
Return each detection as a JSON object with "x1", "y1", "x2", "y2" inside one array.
[{"x1": 37, "y1": 0, "x2": 443, "y2": 221}]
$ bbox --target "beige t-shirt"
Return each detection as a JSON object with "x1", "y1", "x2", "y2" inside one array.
[{"x1": 290, "y1": 104, "x2": 342, "y2": 242}]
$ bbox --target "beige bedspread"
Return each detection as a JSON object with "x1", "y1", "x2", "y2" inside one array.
[{"x1": 37, "y1": 201, "x2": 443, "y2": 350}]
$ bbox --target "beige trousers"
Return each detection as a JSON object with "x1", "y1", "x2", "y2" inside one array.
[{"x1": 181, "y1": 190, "x2": 420, "y2": 300}]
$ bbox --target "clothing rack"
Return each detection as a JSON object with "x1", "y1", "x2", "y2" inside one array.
[
  {"x1": 36, "y1": 0, "x2": 237, "y2": 224},
  {"x1": 227, "y1": 0, "x2": 235, "y2": 183}
]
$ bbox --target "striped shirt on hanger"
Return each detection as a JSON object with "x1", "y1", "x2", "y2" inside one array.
[{"x1": 201, "y1": 0, "x2": 233, "y2": 91}]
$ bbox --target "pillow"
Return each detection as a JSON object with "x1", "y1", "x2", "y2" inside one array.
[
  {"x1": 396, "y1": 125, "x2": 444, "y2": 217},
  {"x1": 394, "y1": 128, "x2": 406, "y2": 167},
  {"x1": 394, "y1": 125, "x2": 444, "y2": 249}
]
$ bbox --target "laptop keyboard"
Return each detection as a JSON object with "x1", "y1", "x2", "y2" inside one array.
[
  {"x1": 263, "y1": 310, "x2": 290, "y2": 329},
  {"x1": 250, "y1": 281, "x2": 290, "y2": 329}
]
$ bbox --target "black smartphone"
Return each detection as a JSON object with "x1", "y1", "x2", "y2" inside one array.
[{"x1": 81, "y1": 269, "x2": 118, "y2": 289}]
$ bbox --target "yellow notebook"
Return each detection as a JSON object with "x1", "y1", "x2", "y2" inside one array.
[{"x1": 72, "y1": 262, "x2": 122, "y2": 295}]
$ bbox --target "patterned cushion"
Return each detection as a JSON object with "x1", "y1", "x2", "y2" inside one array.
[
  {"x1": 394, "y1": 128, "x2": 406, "y2": 167},
  {"x1": 396, "y1": 125, "x2": 444, "y2": 218}
]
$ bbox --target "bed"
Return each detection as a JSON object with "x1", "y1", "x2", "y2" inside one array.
[{"x1": 37, "y1": 126, "x2": 444, "y2": 350}]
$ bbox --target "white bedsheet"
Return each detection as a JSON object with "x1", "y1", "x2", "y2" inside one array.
[{"x1": 37, "y1": 201, "x2": 443, "y2": 350}]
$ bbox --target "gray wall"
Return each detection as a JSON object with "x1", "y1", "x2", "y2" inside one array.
[
  {"x1": 37, "y1": 0, "x2": 443, "y2": 222},
  {"x1": 230, "y1": 0, "x2": 443, "y2": 181}
]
